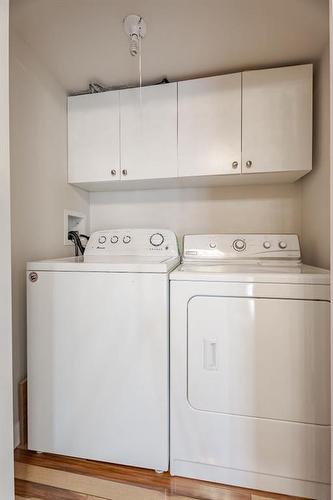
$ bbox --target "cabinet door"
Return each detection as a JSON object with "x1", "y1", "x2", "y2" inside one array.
[
  {"x1": 242, "y1": 65, "x2": 312, "y2": 174},
  {"x1": 68, "y1": 91, "x2": 120, "y2": 183},
  {"x1": 178, "y1": 74, "x2": 241, "y2": 177},
  {"x1": 120, "y1": 83, "x2": 177, "y2": 181}
]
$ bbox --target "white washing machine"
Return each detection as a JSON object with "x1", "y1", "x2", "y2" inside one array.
[
  {"x1": 27, "y1": 228, "x2": 179, "y2": 471},
  {"x1": 170, "y1": 233, "x2": 330, "y2": 499}
]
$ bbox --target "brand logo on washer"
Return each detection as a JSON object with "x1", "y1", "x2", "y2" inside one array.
[{"x1": 29, "y1": 272, "x2": 38, "y2": 283}]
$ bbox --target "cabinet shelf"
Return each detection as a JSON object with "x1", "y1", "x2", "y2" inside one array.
[{"x1": 72, "y1": 169, "x2": 309, "y2": 192}]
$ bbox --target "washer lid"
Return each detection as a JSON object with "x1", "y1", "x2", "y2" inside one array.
[
  {"x1": 27, "y1": 228, "x2": 180, "y2": 273},
  {"x1": 27, "y1": 255, "x2": 180, "y2": 273},
  {"x1": 170, "y1": 263, "x2": 330, "y2": 285}
]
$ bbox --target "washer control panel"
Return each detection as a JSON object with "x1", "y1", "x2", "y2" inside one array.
[
  {"x1": 85, "y1": 229, "x2": 179, "y2": 257},
  {"x1": 183, "y1": 234, "x2": 301, "y2": 261}
]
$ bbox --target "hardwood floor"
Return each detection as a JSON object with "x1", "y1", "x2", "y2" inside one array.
[{"x1": 14, "y1": 449, "x2": 306, "y2": 500}]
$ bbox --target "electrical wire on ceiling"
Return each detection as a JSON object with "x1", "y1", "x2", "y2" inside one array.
[
  {"x1": 88, "y1": 82, "x2": 107, "y2": 93},
  {"x1": 69, "y1": 77, "x2": 169, "y2": 97}
]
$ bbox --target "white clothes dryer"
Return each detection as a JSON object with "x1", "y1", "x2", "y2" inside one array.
[
  {"x1": 170, "y1": 233, "x2": 330, "y2": 499},
  {"x1": 27, "y1": 228, "x2": 179, "y2": 471}
]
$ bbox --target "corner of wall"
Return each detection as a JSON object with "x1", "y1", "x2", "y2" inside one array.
[
  {"x1": 10, "y1": 31, "x2": 89, "y2": 429},
  {"x1": 300, "y1": 43, "x2": 330, "y2": 268}
]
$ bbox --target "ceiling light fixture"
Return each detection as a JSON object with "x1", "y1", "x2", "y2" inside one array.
[{"x1": 123, "y1": 14, "x2": 146, "y2": 57}]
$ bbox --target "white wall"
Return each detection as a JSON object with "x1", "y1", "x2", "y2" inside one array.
[
  {"x1": 90, "y1": 183, "x2": 302, "y2": 247},
  {"x1": 301, "y1": 45, "x2": 330, "y2": 269},
  {"x1": 10, "y1": 31, "x2": 89, "y2": 437},
  {"x1": 0, "y1": 0, "x2": 14, "y2": 497}
]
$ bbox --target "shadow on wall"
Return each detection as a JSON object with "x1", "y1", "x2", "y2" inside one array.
[{"x1": 89, "y1": 182, "x2": 302, "y2": 244}]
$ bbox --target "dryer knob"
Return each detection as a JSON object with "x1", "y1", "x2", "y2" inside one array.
[
  {"x1": 263, "y1": 241, "x2": 271, "y2": 249},
  {"x1": 123, "y1": 235, "x2": 131, "y2": 244},
  {"x1": 98, "y1": 236, "x2": 106, "y2": 244},
  {"x1": 279, "y1": 241, "x2": 287, "y2": 249},
  {"x1": 110, "y1": 235, "x2": 118, "y2": 244}
]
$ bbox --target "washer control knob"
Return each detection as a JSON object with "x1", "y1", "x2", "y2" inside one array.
[
  {"x1": 263, "y1": 241, "x2": 271, "y2": 249},
  {"x1": 209, "y1": 242, "x2": 217, "y2": 249},
  {"x1": 123, "y1": 235, "x2": 131, "y2": 244},
  {"x1": 233, "y1": 239, "x2": 246, "y2": 251},
  {"x1": 150, "y1": 233, "x2": 164, "y2": 247},
  {"x1": 110, "y1": 235, "x2": 118, "y2": 244},
  {"x1": 98, "y1": 236, "x2": 106, "y2": 244},
  {"x1": 279, "y1": 241, "x2": 287, "y2": 249}
]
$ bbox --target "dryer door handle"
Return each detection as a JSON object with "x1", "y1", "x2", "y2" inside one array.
[{"x1": 203, "y1": 339, "x2": 217, "y2": 371}]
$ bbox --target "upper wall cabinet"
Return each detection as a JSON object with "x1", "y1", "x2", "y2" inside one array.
[
  {"x1": 67, "y1": 64, "x2": 313, "y2": 191},
  {"x1": 120, "y1": 83, "x2": 177, "y2": 181},
  {"x1": 242, "y1": 64, "x2": 313, "y2": 175},
  {"x1": 68, "y1": 91, "x2": 120, "y2": 183},
  {"x1": 178, "y1": 74, "x2": 242, "y2": 177}
]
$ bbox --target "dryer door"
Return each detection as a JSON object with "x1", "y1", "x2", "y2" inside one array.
[{"x1": 187, "y1": 296, "x2": 330, "y2": 425}]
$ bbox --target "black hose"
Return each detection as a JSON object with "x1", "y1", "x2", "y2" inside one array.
[{"x1": 68, "y1": 231, "x2": 85, "y2": 256}]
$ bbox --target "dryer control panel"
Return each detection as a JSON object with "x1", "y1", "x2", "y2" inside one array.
[
  {"x1": 183, "y1": 234, "x2": 301, "y2": 262},
  {"x1": 85, "y1": 229, "x2": 179, "y2": 257}
]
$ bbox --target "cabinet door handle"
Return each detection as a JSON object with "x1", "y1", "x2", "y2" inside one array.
[
  {"x1": 111, "y1": 169, "x2": 117, "y2": 176},
  {"x1": 232, "y1": 161, "x2": 238, "y2": 169},
  {"x1": 122, "y1": 169, "x2": 128, "y2": 176},
  {"x1": 246, "y1": 160, "x2": 252, "y2": 168}
]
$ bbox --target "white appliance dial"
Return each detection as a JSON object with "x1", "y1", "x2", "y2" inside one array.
[
  {"x1": 150, "y1": 233, "x2": 164, "y2": 247},
  {"x1": 263, "y1": 241, "x2": 271, "y2": 249},
  {"x1": 98, "y1": 236, "x2": 106, "y2": 244},
  {"x1": 123, "y1": 235, "x2": 131, "y2": 244},
  {"x1": 110, "y1": 235, "x2": 118, "y2": 244},
  {"x1": 233, "y1": 239, "x2": 246, "y2": 251},
  {"x1": 279, "y1": 241, "x2": 287, "y2": 249}
]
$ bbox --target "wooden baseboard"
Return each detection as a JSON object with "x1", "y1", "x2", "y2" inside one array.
[{"x1": 18, "y1": 377, "x2": 27, "y2": 449}]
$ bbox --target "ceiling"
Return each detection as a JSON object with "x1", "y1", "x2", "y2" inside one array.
[{"x1": 10, "y1": 0, "x2": 329, "y2": 93}]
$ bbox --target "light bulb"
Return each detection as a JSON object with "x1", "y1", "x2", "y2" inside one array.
[{"x1": 129, "y1": 34, "x2": 139, "y2": 56}]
